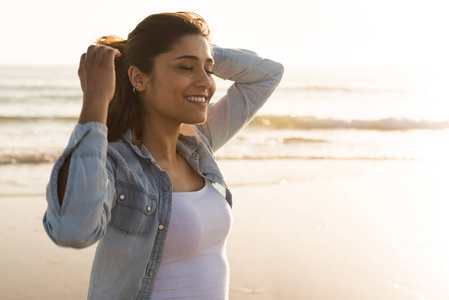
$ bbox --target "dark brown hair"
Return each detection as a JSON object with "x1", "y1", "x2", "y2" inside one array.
[{"x1": 96, "y1": 12, "x2": 211, "y2": 142}]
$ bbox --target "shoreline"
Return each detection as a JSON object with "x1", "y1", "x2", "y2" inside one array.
[{"x1": 1, "y1": 159, "x2": 448, "y2": 299}]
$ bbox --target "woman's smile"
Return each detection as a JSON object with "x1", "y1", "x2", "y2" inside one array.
[
  {"x1": 140, "y1": 34, "x2": 216, "y2": 125},
  {"x1": 184, "y1": 95, "x2": 208, "y2": 107}
]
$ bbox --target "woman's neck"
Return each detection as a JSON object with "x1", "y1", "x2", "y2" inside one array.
[{"x1": 141, "y1": 117, "x2": 181, "y2": 164}]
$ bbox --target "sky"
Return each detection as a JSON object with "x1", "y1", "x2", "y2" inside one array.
[{"x1": 1, "y1": 0, "x2": 448, "y2": 68}]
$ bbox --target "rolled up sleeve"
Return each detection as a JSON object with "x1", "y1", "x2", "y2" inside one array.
[
  {"x1": 43, "y1": 122, "x2": 115, "y2": 248},
  {"x1": 199, "y1": 46, "x2": 284, "y2": 151}
]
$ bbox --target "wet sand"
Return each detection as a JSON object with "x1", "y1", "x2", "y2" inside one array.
[{"x1": 1, "y1": 159, "x2": 448, "y2": 299}]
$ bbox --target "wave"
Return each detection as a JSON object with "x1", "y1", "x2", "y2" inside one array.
[
  {"x1": 215, "y1": 154, "x2": 420, "y2": 161},
  {"x1": 280, "y1": 137, "x2": 328, "y2": 143},
  {"x1": 1, "y1": 114, "x2": 448, "y2": 131},
  {"x1": 0, "y1": 85, "x2": 79, "y2": 91},
  {"x1": 0, "y1": 152, "x2": 419, "y2": 165},
  {"x1": 0, "y1": 153, "x2": 60, "y2": 165},
  {"x1": 278, "y1": 85, "x2": 406, "y2": 94},
  {"x1": 0, "y1": 93, "x2": 81, "y2": 102},
  {"x1": 248, "y1": 116, "x2": 449, "y2": 131},
  {"x1": 0, "y1": 115, "x2": 78, "y2": 122},
  {"x1": 0, "y1": 84, "x2": 404, "y2": 97}
]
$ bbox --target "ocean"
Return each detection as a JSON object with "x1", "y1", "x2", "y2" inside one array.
[
  {"x1": 2, "y1": 65, "x2": 449, "y2": 299},
  {"x1": 1, "y1": 65, "x2": 448, "y2": 165}
]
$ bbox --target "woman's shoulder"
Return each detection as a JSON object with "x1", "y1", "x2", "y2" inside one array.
[
  {"x1": 106, "y1": 137, "x2": 137, "y2": 167},
  {"x1": 179, "y1": 124, "x2": 211, "y2": 147}
]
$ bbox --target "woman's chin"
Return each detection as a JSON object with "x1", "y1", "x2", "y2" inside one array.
[
  {"x1": 183, "y1": 114, "x2": 208, "y2": 125},
  {"x1": 188, "y1": 118, "x2": 207, "y2": 125}
]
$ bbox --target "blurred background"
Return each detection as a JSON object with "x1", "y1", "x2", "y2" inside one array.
[{"x1": 1, "y1": 0, "x2": 448, "y2": 299}]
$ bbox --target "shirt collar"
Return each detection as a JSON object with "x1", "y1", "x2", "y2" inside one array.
[{"x1": 121, "y1": 130, "x2": 199, "y2": 161}]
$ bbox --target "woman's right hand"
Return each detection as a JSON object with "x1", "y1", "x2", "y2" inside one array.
[{"x1": 78, "y1": 45, "x2": 121, "y2": 124}]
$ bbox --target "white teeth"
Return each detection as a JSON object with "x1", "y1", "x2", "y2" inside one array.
[{"x1": 185, "y1": 96, "x2": 207, "y2": 103}]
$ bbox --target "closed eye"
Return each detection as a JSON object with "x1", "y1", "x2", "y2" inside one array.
[{"x1": 179, "y1": 66, "x2": 214, "y2": 75}]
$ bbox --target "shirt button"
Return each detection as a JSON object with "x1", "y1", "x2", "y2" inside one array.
[
  {"x1": 202, "y1": 172, "x2": 208, "y2": 176},
  {"x1": 148, "y1": 269, "x2": 154, "y2": 276},
  {"x1": 146, "y1": 205, "x2": 151, "y2": 212},
  {"x1": 191, "y1": 152, "x2": 198, "y2": 158},
  {"x1": 158, "y1": 224, "x2": 165, "y2": 230},
  {"x1": 119, "y1": 194, "x2": 125, "y2": 201},
  {"x1": 163, "y1": 186, "x2": 169, "y2": 192}
]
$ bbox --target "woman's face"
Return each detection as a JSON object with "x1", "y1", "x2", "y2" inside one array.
[{"x1": 141, "y1": 34, "x2": 216, "y2": 126}]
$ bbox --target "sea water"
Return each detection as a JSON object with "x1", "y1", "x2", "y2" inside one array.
[
  {"x1": 1, "y1": 65, "x2": 448, "y2": 165},
  {"x1": 2, "y1": 65, "x2": 449, "y2": 299}
]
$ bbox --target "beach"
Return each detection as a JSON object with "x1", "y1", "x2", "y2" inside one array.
[
  {"x1": 1, "y1": 64, "x2": 449, "y2": 299},
  {"x1": 1, "y1": 158, "x2": 449, "y2": 300}
]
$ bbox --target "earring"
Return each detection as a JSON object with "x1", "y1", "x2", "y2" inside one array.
[{"x1": 133, "y1": 86, "x2": 139, "y2": 94}]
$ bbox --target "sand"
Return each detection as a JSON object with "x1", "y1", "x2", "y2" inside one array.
[{"x1": 1, "y1": 159, "x2": 449, "y2": 299}]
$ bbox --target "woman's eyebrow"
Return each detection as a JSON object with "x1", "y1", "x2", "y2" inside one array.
[{"x1": 173, "y1": 55, "x2": 214, "y2": 63}]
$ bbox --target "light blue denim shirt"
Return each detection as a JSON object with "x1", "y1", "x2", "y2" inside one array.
[{"x1": 43, "y1": 46, "x2": 283, "y2": 300}]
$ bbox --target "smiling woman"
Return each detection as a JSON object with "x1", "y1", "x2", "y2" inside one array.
[
  {"x1": 95, "y1": 12, "x2": 214, "y2": 142},
  {"x1": 126, "y1": 34, "x2": 216, "y2": 128},
  {"x1": 42, "y1": 11, "x2": 283, "y2": 300}
]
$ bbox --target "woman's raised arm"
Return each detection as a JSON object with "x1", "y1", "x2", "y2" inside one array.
[
  {"x1": 198, "y1": 46, "x2": 284, "y2": 151},
  {"x1": 43, "y1": 45, "x2": 119, "y2": 248},
  {"x1": 57, "y1": 45, "x2": 120, "y2": 203}
]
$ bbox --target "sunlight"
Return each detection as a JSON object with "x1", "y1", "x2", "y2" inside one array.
[{"x1": 427, "y1": 67, "x2": 449, "y2": 120}]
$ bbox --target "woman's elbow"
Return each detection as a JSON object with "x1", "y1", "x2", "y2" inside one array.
[
  {"x1": 271, "y1": 61, "x2": 284, "y2": 83},
  {"x1": 43, "y1": 213, "x2": 106, "y2": 249},
  {"x1": 261, "y1": 59, "x2": 284, "y2": 87}
]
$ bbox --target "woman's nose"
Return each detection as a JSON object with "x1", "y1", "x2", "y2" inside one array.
[{"x1": 194, "y1": 70, "x2": 213, "y2": 89}]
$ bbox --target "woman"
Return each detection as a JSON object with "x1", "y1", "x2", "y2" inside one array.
[{"x1": 43, "y1": 12, "x2": 283, "y2": 299}]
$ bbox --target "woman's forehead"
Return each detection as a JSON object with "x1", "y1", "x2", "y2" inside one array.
[{"x1": 165, "y1": 35, "x2": 213, "y2": 61}]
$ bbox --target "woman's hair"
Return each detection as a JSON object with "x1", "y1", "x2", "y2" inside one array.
[{"x1": 96, "y1": 12, "x2": 211, "y2": 142}]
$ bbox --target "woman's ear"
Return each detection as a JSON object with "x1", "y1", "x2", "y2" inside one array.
[{"x1": 128, "y1": 66, "x2": 148, "y2": 92}]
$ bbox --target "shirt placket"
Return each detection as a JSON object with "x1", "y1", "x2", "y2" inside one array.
[{"x1": 138, "y1": 167, "x2": 172, "y2": 299}]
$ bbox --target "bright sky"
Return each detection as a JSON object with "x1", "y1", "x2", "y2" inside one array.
[{"x1": 1, "y1": 0, "x2": 448, "y2": 68}]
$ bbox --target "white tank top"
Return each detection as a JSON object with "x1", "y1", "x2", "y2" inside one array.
[{"x1": 151, "y1": 179, "x2": 233, "y2": 300}]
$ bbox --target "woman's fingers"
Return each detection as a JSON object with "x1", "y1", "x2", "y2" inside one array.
[
  {"x1": 79, "y1": 52, "x2": 86, "y2": 65},
  {"x1": 77, "y1": 45, "x2": 121, "y2": 105},
  {"x1": 102, "y1": 47, "x2": 121, "y2": 64},
  {"x1": 85, "y1": 45, "x2": 96, "y2": 63},
  {"x1": 78, "y1": 53, "x2": 86, "y2": 77},
  {"x1": 82, "y1": 45, "x2": 121, "y2": 66}
]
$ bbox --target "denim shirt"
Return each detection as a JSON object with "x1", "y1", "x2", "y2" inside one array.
[{"x1": 43, "y1": 46, "x2": 283, "y2": 300}]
